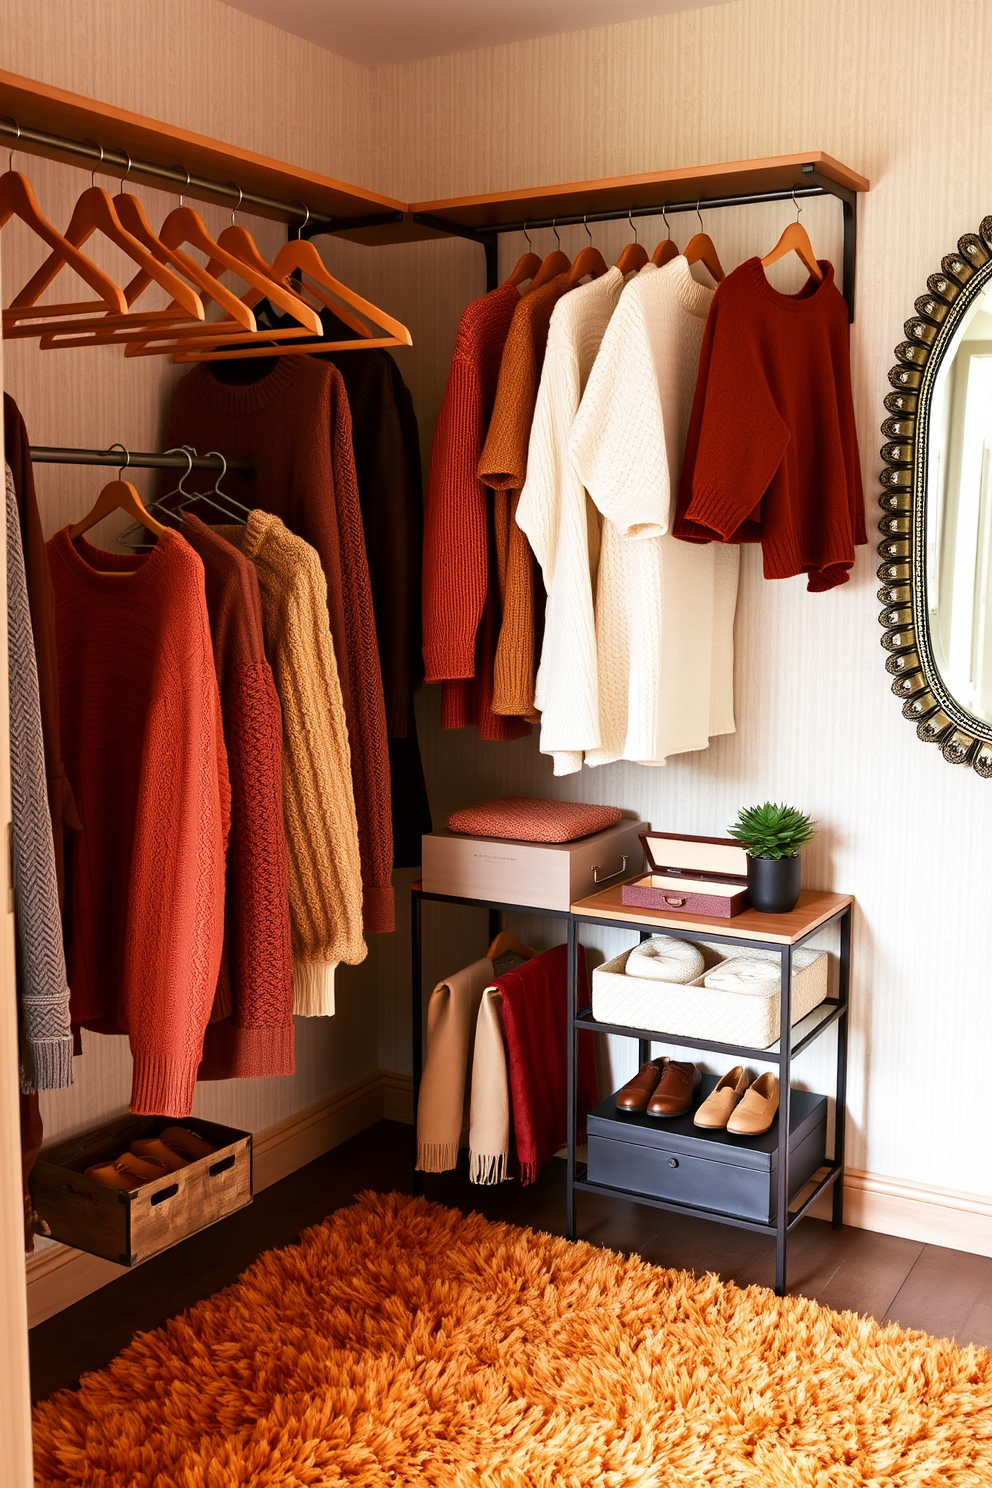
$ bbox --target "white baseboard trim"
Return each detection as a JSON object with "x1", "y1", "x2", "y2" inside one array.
[
  {"x1": 809, "y1": 1168, "x2": 992, "y2": 1257},
  {"x1": 25, "y1": 1068, "x2": 414, "y2": 1329}
]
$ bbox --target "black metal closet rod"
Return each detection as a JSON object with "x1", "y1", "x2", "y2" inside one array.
[
  {"x1": 29, "y1": 446, "x2": 258, "y2": 478},
  {"x1": 0, "y1": 117, "x2": 355, "y2": 234}
]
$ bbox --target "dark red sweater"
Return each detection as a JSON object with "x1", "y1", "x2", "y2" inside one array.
[
  {"x1": 674, "y1": 258, "x2": 866, "y2": 592},
  {"x1": 182, "y1": 516, "x2": 294, "y2": 1083},
  {"x1": 166, "y1": 358, "x2": 395, "y2": 933},
  {"x1": 48, "y1": 529, "x2": 229, "y2": 1117}
]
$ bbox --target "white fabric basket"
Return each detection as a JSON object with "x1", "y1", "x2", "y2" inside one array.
[{"x1": 591, "y1": 940, "x2": 828, "y2": 1049}]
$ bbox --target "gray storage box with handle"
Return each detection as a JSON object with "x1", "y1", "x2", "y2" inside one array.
[{"x1": 586, "y1": 1075, "x2": 827, "y2": 1223}]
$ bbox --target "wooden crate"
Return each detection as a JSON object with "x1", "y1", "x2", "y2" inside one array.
[{"x1": 33, "y1": 1114, "x2": 252, "y2": 1266}]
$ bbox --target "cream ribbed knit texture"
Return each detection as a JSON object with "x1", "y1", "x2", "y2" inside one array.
[
  {"x1": 216, "y1": 514, "x2": 366, "y2": 1015},
  {"x1": 570, "y1": 258, "x2": 738, "y2": 766},
  {"x1": 517, "y1": 268, "x2": 625, "y2": 774}
]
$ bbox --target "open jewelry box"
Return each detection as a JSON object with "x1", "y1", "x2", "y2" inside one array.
[{"x1": 621, "y1": 832, "x2": 751, "y2": 919}]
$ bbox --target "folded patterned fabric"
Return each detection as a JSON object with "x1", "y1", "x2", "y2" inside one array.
[
  {"x1": 626, "y1": 936, "x2": 705, "y2": 984},
  {"x1": 704, "y1": 958, "x2": 781, "y2": 995}
]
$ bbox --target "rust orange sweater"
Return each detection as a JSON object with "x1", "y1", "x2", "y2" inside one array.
[
  {"x1": 674, "y1": 258, "x2": 866, "y2": 592},
  {"x1": 48, "y1": 529, "x2": 229, "y2": 1117},
  {"x1": 166, "y1": 358, "x2": 394, "y2": 933}
]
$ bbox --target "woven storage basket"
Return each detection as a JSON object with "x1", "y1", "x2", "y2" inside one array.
[{"x1": 591, "y1": 941, "x2": 828, "y2": 1048}]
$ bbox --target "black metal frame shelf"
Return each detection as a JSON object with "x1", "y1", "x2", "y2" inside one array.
[{"x1": 566, "y1": 899, "x2": 852, "y2": 1296}]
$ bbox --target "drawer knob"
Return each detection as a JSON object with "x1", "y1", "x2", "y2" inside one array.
[
  {"x1": 668, "y1": 1158, "x2": 679, "y2": 1169},
  {"x1": 664, "y1": 896, "x2": 686, "y2": 908}
]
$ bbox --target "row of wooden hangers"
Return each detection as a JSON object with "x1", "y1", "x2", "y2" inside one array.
[
  {"x1": 0, "y1": 134, "x2": 412, "y2": 360},
  {"x1": 503, "y1": 190, "x2": 823, "y2": 292}
]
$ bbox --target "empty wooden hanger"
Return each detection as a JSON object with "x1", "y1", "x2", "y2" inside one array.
[
  {"x1": 529, "y1": 219, "x2": 571, "y2": 291},
  {"x1": 504, "y1": 222, "x2": 542, "y2": 288},
  {"x1": 0, "y1": 127, "x2": 125, "y2": 325},
  {"x1": 651, "y1": 205, "x2": 679, "y2": 267},
  {"x1": 683, "y1": 200, "x2": 725, "y2": 283},
  {"x1": 486, "y1": 929, "x2": 535, "y2": 963},
  {"x1": 761, "y1": 188, "x2": 823, "y2": 282},
  {"x1": 615, "y1": 209, "x2": 649, "y2": 276},
  {"x1": 566, "y1": 216, "x2": 609, "y2": 288}
]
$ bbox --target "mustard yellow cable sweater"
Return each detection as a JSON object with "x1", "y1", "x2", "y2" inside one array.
[{"x1": 215, "y1": 514, "x2": 366, "y2": 1014}]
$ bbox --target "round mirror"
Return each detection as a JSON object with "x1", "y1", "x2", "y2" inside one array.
[{"x1": 879, "y1": 221, "x2": 992, "y2": 776}]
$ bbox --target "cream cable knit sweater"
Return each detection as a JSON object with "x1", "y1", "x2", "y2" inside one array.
[
  {"x1": 570, "y1": 258, "x2": 738, "y2": 766},
  {"x1": 216, "y1": 514, "x2": 366, "y2": 1015},
  {"x1": 517, "y1": 268, "x2": 625, "y2": 774}
]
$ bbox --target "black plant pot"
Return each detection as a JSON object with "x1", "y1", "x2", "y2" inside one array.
[{"x1": 747, "y1": 854, "x2": 801, "y2": 914}]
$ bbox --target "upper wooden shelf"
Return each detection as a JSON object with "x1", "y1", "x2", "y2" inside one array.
[
  {"x1": 0, "y1": 70, "x2": 406, "y2": 235},
  {"x1": 411, "y1": 152, "x2": 869, "y2": 237},
  {"x1": 570, "y1": 884, "x2": 853, "y2": 945}
]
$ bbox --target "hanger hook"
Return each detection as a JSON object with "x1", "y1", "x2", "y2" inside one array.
[
  {"x1": 551, "y1": 217, "x2": 561, "y2": 249},
  {"x1": 792, "y1": 185, "x2": 802, "y2": 222},
  {"x1": 292, "y1": 199, "x2": 311, "y2": 240},
  {"x1": 583, "y1": 213, "x2": 593, "y2": 246},
  {"x1": 205, "y1": 450, "x2": 227, "y2": 495},
  {"x1": 176, "y1": 167, "x2": 190, "y2": 207},
  {"x1": 661, "y1": 202, "x2": 671, "y2": 236},
  {"x1": 228, "y1": 183, "x2": 243, "y2": 226},
  {"x1": 3, "y1": 117, "x2": 20, "y2": 173},
  {"x1": 105, "y1": 441, "x2": 130, "y2": 472},
  {"x1": 628, "y1": 208, "x2": 639, "y2": 244},
  {"x1": 695, "y1": 199, "x2": 705, "y2": 235},
  {"x1": 120, "y1": 148, "x2": 132, "y2": 187},
  {"x1": 86, "y1": 141, "x2": 105, "y2": 191},
  {"x1": 523, "y1": 220, "x2": 532, "y2": 250}
]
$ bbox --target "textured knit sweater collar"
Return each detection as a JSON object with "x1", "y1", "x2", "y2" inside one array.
[{"x1": 184, "y1": 357, "x2": 319, "y2": 416}]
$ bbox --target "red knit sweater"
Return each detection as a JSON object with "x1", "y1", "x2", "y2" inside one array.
[
  {"x1": 48, "y1": 529, "x2": 229, "y2": 1117},
  {"x1": 182, "y1": 516, "x2": 294, "y2": 1083},
  {"x1": 674, "y1": 258, "x2": 866, "y2": 592},
  {"x1": 166, "y1": 358, "x2": 395, "y2": 933}
]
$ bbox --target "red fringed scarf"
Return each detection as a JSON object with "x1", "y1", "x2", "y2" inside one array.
[{"x1": 493, "y1": 944, "x2": 599, "y2": 1185}]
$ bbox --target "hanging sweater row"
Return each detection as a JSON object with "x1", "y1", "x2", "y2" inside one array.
[{"x1": 423, "y1": 252, "x2": 865, "y2": 772}]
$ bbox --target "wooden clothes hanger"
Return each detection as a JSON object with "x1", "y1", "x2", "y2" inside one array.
[
  {"x1": 503, "y1": 222, "x2": 542, "y2": 288},
  {"x1": 68, "y1": 449, "x2": 167, "y2": 571},
  {"x1": 238, "y1": 205, "x2": 372, "y2": 340},
  {"x1": 615, "y1": 210, "x2": 649, "y2": 276},
  {"x1": 683, "y1": 200, "x2": 725, "y2": 284},
  {"x1": 566, "y1": 217, "x2": 608, "y2": 288},
  {"x1": 486, "y1": 929, "x2": 535, "y2": 963},
  {"x1": 529, "y1": 220, "x2": 571, "y2": 291},
  {"x1": 651, "y1": 206, "x2": 679, "y2": 267},
  {"x1": 761, "y1": 188, "x2": 824, "y2": 282}
]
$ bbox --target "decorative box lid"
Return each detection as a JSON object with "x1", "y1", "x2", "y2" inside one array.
[{"x1": 639, "y1": 832, "x2": 748, "y2": 885}]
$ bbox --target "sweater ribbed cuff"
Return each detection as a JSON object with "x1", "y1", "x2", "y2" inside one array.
[
  {"x1": 29, "y1": 1036, "x2": 75, "y2": 1092},
  {"x1": 363, "y1": 882, "x2": 395, "y2": 934},
  {"x1": 198, "y1": 1020, "x2": 296, "y2": 1081},
  {"x1": 423, "y1": 648, "x2": 477, "y2": 685},
  {"x1": 129, "y1": 1049, "x2": 201, "y2": 1118},
  {"x1": 293, "y1": 959, "x2": 337, "y2": 1017},
  {"x1": 681, "y1": 483, "x2": 743, "y2": 541}
]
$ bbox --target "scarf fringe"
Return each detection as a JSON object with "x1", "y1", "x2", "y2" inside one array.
[
  {"x1": 415, "y1": 1141, "x2": 460, "y2": 1174},
  {"x1": 470, "y1": 1150, "x2": 508, "y2": 1186}
]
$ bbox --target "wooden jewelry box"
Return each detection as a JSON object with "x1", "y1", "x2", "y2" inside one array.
[{"x1": 621, "y1": 832, "x2": 750, "y2": 919}]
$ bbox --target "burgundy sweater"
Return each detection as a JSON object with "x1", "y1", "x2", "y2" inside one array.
[
  {"x1": 166, "y1": 358, "x2": 394, "y2": 933},
  {"x1": 674, "y1": 258, "x2": 866, "y2": 592},
  {"x1": 182, "y1": 516, "x2": 294, "y2": 1082},
  {"x1": 48, "y1": 529, "x2": 229, "y2": 1117}
]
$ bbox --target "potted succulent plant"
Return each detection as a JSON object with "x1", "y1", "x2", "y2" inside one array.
[{"x1": 728, "y1": 802, "x2": 816, "y2": 914}]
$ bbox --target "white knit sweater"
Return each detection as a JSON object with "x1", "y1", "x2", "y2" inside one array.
[
  {"x1": 570, "y1": 257, "x2": 738, "y2": 766},
  {"x1": 516, "y1": 267, "x2": 625, "y2": 774}
]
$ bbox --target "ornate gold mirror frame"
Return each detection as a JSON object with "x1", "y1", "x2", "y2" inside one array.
[{"x1": 878, "y1": 218, "x2": 992, "y2": 776}]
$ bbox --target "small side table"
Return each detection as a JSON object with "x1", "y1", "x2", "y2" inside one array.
[{"x1": 566, "y1": 885, "x2": 853, "y2": 1296}]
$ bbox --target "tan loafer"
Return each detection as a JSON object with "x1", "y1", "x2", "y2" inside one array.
[
  {"x1": 131, "y1": 1138, "x2": 191, "y2": 1173},
  {"x1": 615, "y1": 1058, "x2": 669, "y2": 1112},
  {"x1": 726, "y1": 1072, "x2": 780, "y2": 1136},
  {"x1": 159, "y1": 1126, "x2": 216, "y2": 1162},
  {"x1": 84, "y1": 1154, "x2": 169, "y2": 1189},
  {"x1": 646, "y1": 1061, "x2": 701, "y2": 1118},
  {"x1": 693, "y1": 1066, "x2": 747, "y2": 1129}
]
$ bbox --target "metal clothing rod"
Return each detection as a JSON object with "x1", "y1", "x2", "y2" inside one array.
[
  {"x1": 0, "y1": 117, "x2": 332, "y2": 233},
  {"x1": 29, "y1": 446, "x2": 258, "y2": 478}
]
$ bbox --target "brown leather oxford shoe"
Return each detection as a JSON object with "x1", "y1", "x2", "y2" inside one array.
[
  {"x1": 615, "y1": 1057, "x2": 669, "y2": 1112},
  {"x1": 646, "y1": 1061, "x2": 702, "y2": 1118}
]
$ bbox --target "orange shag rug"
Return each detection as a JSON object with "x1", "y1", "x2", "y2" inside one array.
[{"x1": 33, "y1": 1191, "x2": 992, "y2": 1486}]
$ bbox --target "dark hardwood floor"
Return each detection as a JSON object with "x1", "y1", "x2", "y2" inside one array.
[{"x1": 29, "y1": 1120, "x2": 992, "y2": 1404}]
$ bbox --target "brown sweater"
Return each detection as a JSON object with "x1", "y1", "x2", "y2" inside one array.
[
  {"x1": 182, "y1": 516, "x2": 294, "y2": 1082},
  {"x1": 166, "y1": 358, "x2": 394, "y2": 933},
  {"x1": 216, "y1": 514, "x2": 366, "y2": 1015},
  {"x1": 477, "y1": 275, "x2": 569, "y2": 717}
]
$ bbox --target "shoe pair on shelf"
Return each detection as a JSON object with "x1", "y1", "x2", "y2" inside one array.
[
  {"x1": 615, "y1": 1058, "x2": 780, "y2": 1135},
  {"x1": 694, "y1": 1066, "x2": 779, "y2": 1135},
  {"x1": 84, "y1": 1127, "x2": 216, "y2": 1191}
]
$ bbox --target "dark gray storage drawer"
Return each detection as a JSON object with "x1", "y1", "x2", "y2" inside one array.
[{"x1": 586, "y1": 1076, "x2": 827, "y2": 1223}]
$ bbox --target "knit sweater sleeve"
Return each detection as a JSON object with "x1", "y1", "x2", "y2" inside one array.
[
  {"x1": 570, "y1": 283, "x2": 673, "y2": 540},
  {"x1": 675, "y1": 292, "x2": 789, "y2": 542},
  {"x1": 122, "y1": 598, "x2": 228, "y2": 1117},
  {"x1": 422, "y1": 354, "x2": 488, "y2": 682},
  {"x1": 272, "y1": 544, "x2": 367, "y2": 1017}
]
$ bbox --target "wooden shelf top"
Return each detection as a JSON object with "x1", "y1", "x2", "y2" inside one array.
[
  {"x1": 0, "y1": 69, "x2": 406, "y2": 231},
  {"x1": 570, "y1": 885, "x2": 852, "y2": 945},
  {"x1": 411, "y1": 152, "x2": 870, "y2": 236}
]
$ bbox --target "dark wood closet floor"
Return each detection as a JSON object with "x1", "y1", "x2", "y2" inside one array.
[{"x1": 29, "y1": 1119, "x2": 992, "y2": 1403}]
